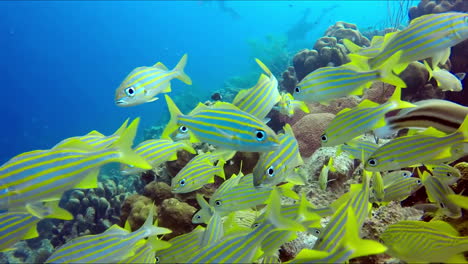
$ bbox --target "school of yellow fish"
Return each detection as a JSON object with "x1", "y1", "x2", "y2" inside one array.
[{"x1": 2, "y1": 11, "x2": 468, "y2": 263}]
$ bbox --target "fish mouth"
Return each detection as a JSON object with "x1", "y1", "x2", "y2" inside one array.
[{"x1": 115, "y1": 100, "x2": 128, "y2": 106}]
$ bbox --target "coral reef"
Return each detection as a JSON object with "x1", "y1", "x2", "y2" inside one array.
[
  {"x1": 291, "y1": 113, "x2": 335, "y2": 158},
  {"x1": 281, "y1": 21, "x2": 369, "y2": 94},
  {"x1": 409, "y1": 0, "x2": 468, "y2": 20}
]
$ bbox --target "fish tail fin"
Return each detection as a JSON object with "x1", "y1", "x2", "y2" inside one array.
[
  {"x1": 139, "y1": 204, "x2": 172, "y2": 238},
  {"x1": 342, "y1": 38, "x2": 362, "y2": 53},
  {"x1": 344, "y1": 207, "x2": 388, "y2": 259},
  {"x1": 112, "y1": 118, "x2": 129, "y2": 136},
  {"x1": 255, "y1": 58, "x2": 273, "y2": 77},
  {"x1": 113, "y1": 118, "x2": 152, "y2": 170},
  {"x1": 386, "y1": 86, "x2": 415, "y2": 109},
  {"x1": 267, "y1": 188, "x2": 306, "y2": 232},
  {"x1": 216, "y1": 159, "x2": 226, "y2": 180},
  {"x1": 180, "y1": 140, "x2": 197, "y2": 154},
  {"x1": 173, "y1": 54, "x2": 192, "y2": 85},
  {"x1": 161, "y1": 95, "x2": 183, "y2": 140},
  {"x1": 377, "y1": 51, "x2": 407, "y2": 88},
  {"x1": 328, "y1": 157, "x2": 336, "y2": 172},
  {"x1": 26, "y1": 200, "x2": 74, "y2": 220},
  {"x1": 297, "y1": 100, "x2": 310, "y2": 114},
  {"x1": 456, "y1": 115, "x2": 468, "y2": 141}
]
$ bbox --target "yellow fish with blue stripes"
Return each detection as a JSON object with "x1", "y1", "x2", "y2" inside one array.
[
  {"x1": 171, "y1": 152, "x2": 226, "y2": 193},
  {"x1": 365, "y1": 115, "x2": 468, "y2": 172},
  {"x1": 381, "y1": 220, "x2": 468, "y2": 263},
  {"x1": 293, "y1": 51, "x2": 406, "y2": 104},
  {"x1": 232, "y1": 59, "x2": 280, "y2": 121},
  {"x1": 368, "y1": 12, "x2": 468, "y2": 71},
  {"x1": 121, "y1": 138, "x2": 196, "y2": 175},
  {"x1": 162, "y1": 95, "x2": 279, "y2": 152},
  {"x1": 0, "y1": 200, "x2": 72, "y2": 252},
  {"x1": 321, "y1": 86, "x2": 414, "y2": 147},
  {"x1": 45, "y1": 206, "x2": 170, "y2": 263},
  {"x1": 274, "y1": 92, "x2": 309, "y2": 117},
  {"x1": 253, "y1": 124, "x2": 303, "y2": 187},
  {"x1": 0, "y1": 118, "x2": 151, "y2": 210},
  {"x1": 115, "y1": 54, "x2": 192, "y2": 107}
]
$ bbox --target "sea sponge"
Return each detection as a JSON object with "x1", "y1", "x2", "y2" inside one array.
[
  {"x1": 280, "y1": 66, "x2": 298, "y2": 94},
  {"x1": 143, "y1": 181, "x2": 174, "y2": 204},
  {"x1": 120, "y1": 194, "x2": 156, "y2": 231},
  {"x1": 158, "y1": 198, "x2": 196, "y2": 239},
  {"x1": 409, "y1": 0, "x2": 468, "y2": 20},
  {"x1": 291, "y1": 113, "x2": 335, "y2": 158}
]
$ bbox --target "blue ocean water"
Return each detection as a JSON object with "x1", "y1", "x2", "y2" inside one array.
[{"x1": 1, "y1": 0, "x2": 412, "y2": 163}]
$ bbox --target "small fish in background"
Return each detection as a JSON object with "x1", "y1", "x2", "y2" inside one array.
[
  {"x1": 382, "y1": 170, "x2": 412, "y2": 187},
  {"x1": 232, "y1": 58, "x2": 281, "y2": 122},
  {"x1": 253, "y1": 124, "x2": 303, "y2": 187},
  {"x1": 0, "y1": 118, "x2": 151, "y2": 210},
  {"x1": 375, "y1": 99, "x2": 468, "y2": 137},
  {"x1": 53, "y1": 118, "x2": 129, "y2": 150},
  {"x1": 318, "y1": 157, "x2": 336, "y2": 191},
  {"x1": 45, "y1": 206, "x2": 171, "y2": 263},
  {"x1": 380, "y1": 220, "x2": 468, "y2": 263},
  {"x1": 293, "y1": 51, "x2": 406, "y2": 104},
  {"x1": 419, "y1": 171, "x2": 462, "y2": 218},
  {"x1": 381, "y1": 177, "x2": 422, "y2": 203},
  {"x1": 0, "y1": 200, "x2": 72, "y2": 252},
  {"x1": 274, "y1": 92, "x2": 309, "y2": 117},
  {"x1": 365, "y1": 116, "x2": 468, "y2": 172},
  {"x1": 155, "y1": 226, "x2": 205, "y2": 264},
  {"x1": 337, "y1": 139, "x2": 379, "y2": 162},
  {"x1": 368, "y1": 12, "x2": 468, "y2": 71},
  {"x1": 187, "y1": 189, "x2": 306, "y2": 263},
  {"x1": 320, "y1": 86, "x2": 413, "y2": 147},
  {"x1": 120, "y1": 139, "x2": 196, "y2": 175},
  {"x1": 425, "y1": 163, "x2": 461, "y2": 185},
  {"x1": 115, "y1": 54, "x2": 192, "y2": 107},
  {"x1": 162, "y1": 95, "x2": 280, "y2": 152},
  {"x1": 423, "y1": 61, "x2": 465, "y2": 92},
  {"x1": 171, "y1": 152, "x2": 226, "y2": 194},
  {"x1": 192, "y1": 193, "x2": 214, "y2": 224}
]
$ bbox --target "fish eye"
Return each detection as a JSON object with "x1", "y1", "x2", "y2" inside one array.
[
  {"x1": 314, "y1": 229, "x2": 320, "y2": 235},
  {"x1": 253, "y1": 223, "x2": 260, "y2": 228},
  {"x1": 179, "y1": 179, "x2": 186, "y2": 186},
  {"x1": 125, "y1": 87, "x2": 135, "y2": 97},
  {"x1": 179, "y1": 126, "x2": 188, "y2": 133},
  {"x1": 367, "y1": 158, "x2": 378, "y2": 167},
  {"x1": 321, "y1": 134, "x2": 328, "y2": 143},
  {"x1": 214, "y1": 200, "x2": 222, "y2": 207},
  {"x1": 155, "y1": 257, "x2": 160, "y2": 263},
  {"x1": 447, "y1": 172, "x2": 453, "y2": 177},
  {"x1": 255, "y1": 130, "x2": 266, "y2": 141},
  {"x1": 295, "y1": 86, "x2": 300, "y2": 93},
  {"x1": 440, "y1": 203, "x2": 445, "y2": 208},
  {"x1": 416, "y1": 180, "x2": 421, "y2": 184},
  {"x1": 267, "y1": 166, "x2": 275, "y2": 177},
  {"x1": 195, "y1": 215, "x2": 201, "y2": 219},
  {"x1": 402, "y1": 172, "x2": 409, "y2": 177}
]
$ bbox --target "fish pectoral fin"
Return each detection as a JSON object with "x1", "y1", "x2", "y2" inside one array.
[
  {"x1": 147, "y1": 97, "x2": 159, "y2": 103},
  {"x1": 74, "y1": 168, "x2": 100, "y2": 189}
]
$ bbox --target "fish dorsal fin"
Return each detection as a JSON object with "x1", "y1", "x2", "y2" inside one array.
[
  {"x1": 153, "y1": 62, "x2": 168, "y2": 71},
  {"x1": 426, "y1": 220, "x2": 460, "y2": 236},
  {"x1": 103, "y1": 224, "x2": 130, "y2": 236},
  {"x1": 113, "y1": 118, "x2": 129, "y2": 136},
  {"x1": 370, "y1": 35, "x2": 384, "y2": 46},
  {"x1": 188, "y1": 102, "x2": 210, "y2": 116},
  {"x1": 232, "y1": 89, "x2": 250, "y2": 105},
  {"x1": 74, "y1": 168, "x2": 100, "y2": 189},
  {"x1": 53, "y1": 139, "x2": 95, "y2": 151},
  {"x1": 212, "y1": 101, "x2": 243, "y2": 111},
  {"x1": 87, "y1": 130, "x2": 105, "y2": 137},
  {"x1": 255, "y1": 58, "x2": 273, "y2": 77},
  {"x1": 357, "y1": 99, "x2": 379, "y2": 108},
  {"x1": 335, "y1": 107, "x2": 352, "y2": 116}
]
